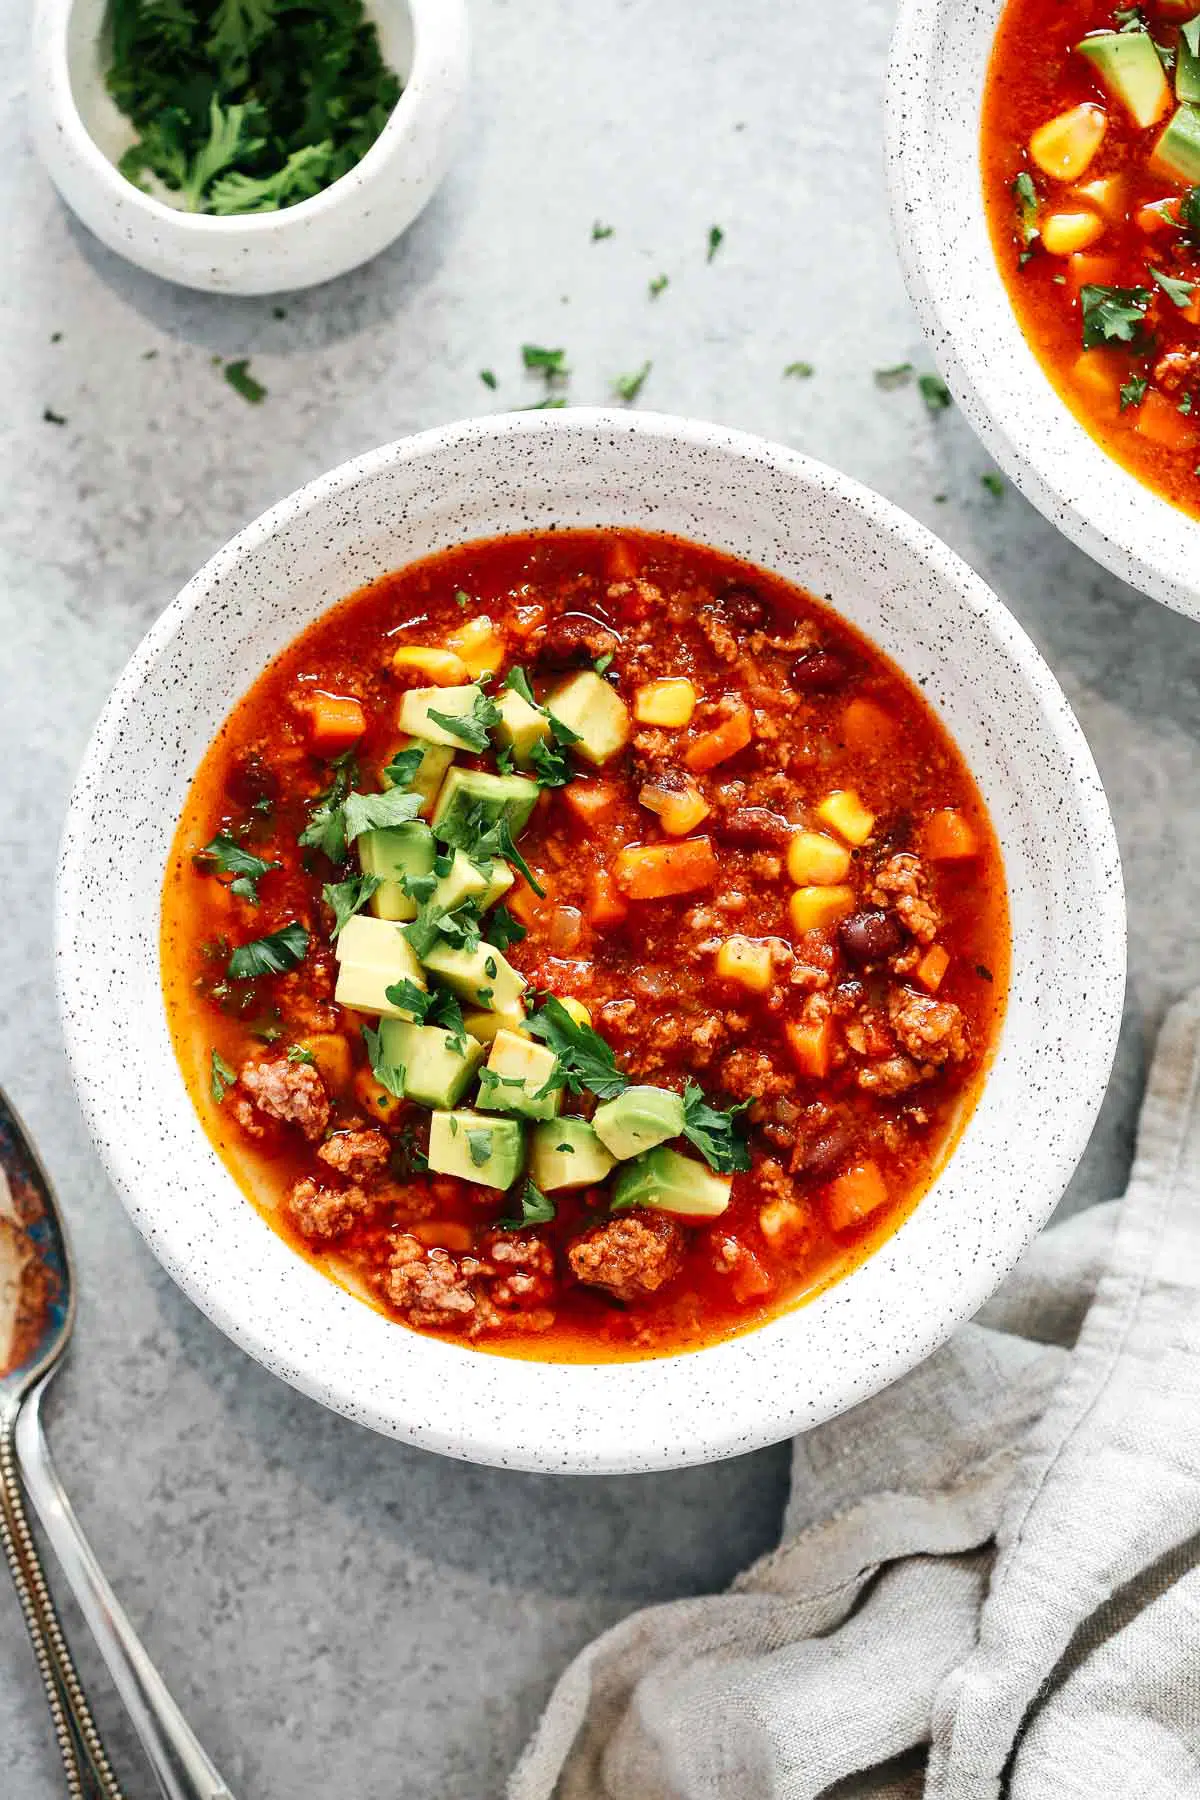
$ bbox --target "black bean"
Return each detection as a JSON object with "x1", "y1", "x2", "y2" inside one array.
[
  {"x1": 790, "y1": 650, "x2": 850, "y2": 692},
  {"x1": 838, "y1": 910, "x2": 903, "y2": 963},
  {"x1": 713, "y1": 806, "x2": 793, "y2": 847}
]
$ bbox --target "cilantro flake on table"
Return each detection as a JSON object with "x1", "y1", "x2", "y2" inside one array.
[
  {"x1": 706, "y1": 224, "x2": 724, "y2": 262},
  {"x1": 783, "y1": 360, "x2": 814, "y2": 379},
  {"x1": 980, "y1": 471, "x2": 1005, "y2": 498},
  {"x1": 1080, "y1": 284, "x2": 1151, "y2": 348},
  {"x1": 874, "y1": 362, "x2": 913, "y2": 391},
  {"x1": 521, "y1": 344, "x2": 569, "y2": 380},
  {"x1": 918, "y1": 373, "x2": 953, "y2": 414},
  {"x1": 649, "y1": 273, "x2": 669, "y2": 298},
  {"x1": 224, "y1": 358, "x2": 266, "y2": 404},
  {"x1": 591, "y1": 221, "x2": 615, "y2": 241},
  {"x1": 227, "y1": 920, "x2": 309, "y2": 980},
  {"x1": 613, "y1": 361, "x2": 652, "y2": 404},
  {"x1": 479, "y1": 369, "x2": 498, "y2": 390}
]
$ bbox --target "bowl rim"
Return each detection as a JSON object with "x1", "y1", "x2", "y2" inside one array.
[
  {"x1": 55, "y1": 409, "x2": 1127, "y2": 1472},
  {"x1": 886, "y1": 0, "x2": 1200, "y2": 623},
  {"x1": 35, "y1": 0, "x2": 463, "y2": 237}
]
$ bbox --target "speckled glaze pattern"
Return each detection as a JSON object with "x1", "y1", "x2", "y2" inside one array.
[
  {"x1": 886, "y1": 0, "x2": 1200, "y2": 622},
  {"x1": 28, "y1": 0, "x2": 469, "y2": 295},
  {"x1": 54, "y1": 411, "x2": 1126, "y2": 1474}
]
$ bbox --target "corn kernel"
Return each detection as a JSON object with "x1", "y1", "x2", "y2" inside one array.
[
  {"x1": 633, "y1": 677, "x2": 698, "y2": 727},
  {"x1": 714, "y1": 935, "x2": 774, "y2": 994},
  {"x1": 815, "y1": 790, "x2": 875, "y2": 846},
  {"x1": 444, "y1": 615, "x2": 505, "y2": 678},
  {"x1": 558, "y1": 997, "x2": 592, "y2": 1028},
  {"x1": 759, "y1": 1198, "x2": 810, "y2": 1244},
  {"x1": 786, "y1": 830, "x2": 852, "y2": 886},
  {"x1": 1029, "y1": 104, "x2": 1106, "y2": 182},
  {"x1": 391, "y1": 646, "x2": 470, "y2": 685},
  {"x1": 789, "y1": 885, "x2": 856, "y2": 933},
  {"x1": 1041, "y1": 209, "x2": 1104, "y2": 256},
  {"x1": 1072, "y1": 174, "x2": 1125, "y2": 219},
  {"x1": 639, "y1": 777, "x2": 711, "y2": 837},
  {"x1": 915, "y1": 945, "x2": 950, "y2": 993}
]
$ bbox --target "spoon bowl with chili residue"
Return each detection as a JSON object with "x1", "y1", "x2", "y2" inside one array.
[{"x1": 56, "y1": 409, "x2": 1125, "y2": 1472}]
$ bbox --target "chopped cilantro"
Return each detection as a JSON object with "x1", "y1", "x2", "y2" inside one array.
[
  {"x1": 526, "y1": 995, "x2": 628, "y2": 1100},
  {"x1": 503, "y1": 665, "x2": 537, "y2": 705},
  {"x1": 195, "y1": 833, "x2": 278, "y2": 903},
  {"x1": 874, "y1": 362, "x2": 913, "y2": 390},
  {"x1": 522, "y1": 344, "x2": 568, "y2": 380},
  {"x1": 979, "y1": 471, "x2": 1005, "y2": 498},
  {"x1": 1150, "y1": 265, "x2": 1197, "y2": 309},
  {"x1": 649, "y1": 273, "x2": 669, "y2": 298},
  {"x1": 783, "y1": 360, "x2": 814, "y2": 379},
  {"x1": 322, "y1": 872, "x2": 382, "y2": 935},
  {"x1": 434, "y1": 799, "x2": 545, "y2": 896},
  {"x1": 227, "y1": 920, "x2": 308, "y2": 980},
  {"x1": 681, "y1": 1081, "x2": 751, "y2": 1173},
  {"x1": 426, "y1": 689, "x2": 501, "y2": 753},
  {"x1": 454, "y1": 588, "x2": 472, "y2": 609},
  {"x1": 286, "y1": 1044, "x2": 315, "y2": 1065},
  {"x1": 706, "y1": 224, "x2": 724, "y2": 262},
  {"x1": 382, "y1": 744, "x2": 426, "y2": 789},
  {"x1": 297, "y1": 751, "x2": 358, "y2": 862},
  {"x1": 1182, "y1": 186, "x2": 1200, "y2": 241},
  {"x1": 498, "y1": 1178, "x2": 556, "y2": 1229},
  {"x1": 1120, "y1": 374, "x2": 1149, "y2": 412},
  {"x1": 918, "y1": 373, "x2": 953, "y2": 414},
  {"x1": 466, "y1": 1127, "x2": 494, "y2": 1167},
  {"x1": 341, "y1": 785, "x2": 424, "y2": 843},
  {"x1": 43, "y1": 406, "x2": 67, "y2": 426},
  {"x1": 479, "y1": 369, "x2": 498, "y2": 390},
  {"x1": 591, "y1": 221, "x2": 614, "y2": 240},
  {"x1": 224, "y1": 359, "x2": 266, "y2": 404},
  {"x1": 593, "y1": 651, "x2": 614, "y2": 674},
  {"x1": 1080, "y1": 283, "x2": 1151, "y2": 349},
  {"x1": 529, "y1": 737, "x2": 571, "y2": 788},
  {"x1": 613, "y1": 361, "x2": 652, "y2": 403},
  {"x1": 361, "y1": 1023, "x2": 406, "y2": 1098},
  {"x1": 485, "y1": 905, "x2": 527, "y2": 952},
  {"x1": 1012, "y1": 170, "x2": 1040, "y2": 261},
  {"x1": 522, "y1": 396, "x2": 568, "y2": 410},
  {"x1": 210, "y1": 1048, "x2": 236, "y2": 1103},
  {"x1": 1182, "y1": 391, "x2": 1195, "y2": 416}
]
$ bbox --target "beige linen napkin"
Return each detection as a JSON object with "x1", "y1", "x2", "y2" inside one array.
[{"x1": 511, "y1": 989, "x2": 1200, "y2": 1799}]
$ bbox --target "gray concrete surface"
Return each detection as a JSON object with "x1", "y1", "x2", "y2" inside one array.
[{"x1": 2, "y1": 0, "x2": 1199, "y2": 1794}]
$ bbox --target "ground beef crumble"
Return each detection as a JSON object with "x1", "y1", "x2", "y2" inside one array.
[
  {"x1": 238, "y1": 1057, "x2": 330, "y2": 1141},
  {"x1": 567, "y1": 1215, "x2": 685, "y2": 1303}
]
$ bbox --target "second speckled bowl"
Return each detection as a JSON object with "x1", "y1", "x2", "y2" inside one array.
[{"x1": 55, "y1": 411, "x2": 1125, "y2": 1472}]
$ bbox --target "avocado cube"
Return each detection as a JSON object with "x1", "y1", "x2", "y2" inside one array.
[
  {"x1": 431, "y1": 767, "x2": 539, "y2": 842},
  {"x1": 529, "y1": 1118, "x2": 617, "y2": 1191},
  {"x1": 358, "y1": 821, "x2": 435, "y2": 922},
  {"x1": 382, "y1": 735, "x2": 456, "y2": 815},
  {"x1": 543, "y1": 671, "x2": 630, "y2": 766},
  {"x1": 1179, "y1": 21, "x2": 1200, "y2": 106},
  {"x1": 378, "y1": 1018, "x2": 484, "y2": 1109},
  {"x1": 480, "y1": 862, "x2": 515, "y2": 910},
  {"x1": 334, "y1": 916, "x2": 427, "y2": 1017},
  {"x1": 396, "y1": 684, "x2": 483, "y2": 749},
  {"x1": 429, "y1": 848, "x2": 491, "y2": 915},
  {"x1": 463, "y1": 1005, "x2": 528, "y2": 1044},
  {"x1": 611, "y1": 1146, "x2": 732, "y2": 1219},
  {"x1": 421, "y1": 941, "x2": 528, "y2": 1015},
  {"x1": 592, "y1": 1084, "x2": 685, "y2": 1160},
  {"x1": 1076, "y1": 30, "x2": 1169, "y2": 129},
  {"x1": 427, "y1": 1109, "x2": 525, "y2": 1190},
  {"x1": 1152, "y1": 103, "x2": 1200, "y2": 183},
  {"x1": 494, "y1": 688, "x2": 552, "y2": 765},
  {"x1": 476, "y1": 1028, "x2": 562, "y2": 1121}
]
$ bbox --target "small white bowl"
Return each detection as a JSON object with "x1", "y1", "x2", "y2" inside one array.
[
  {"x1": 28, "y1": 0, "x2": 468, "y2": 295},
  {"x1": 56, "y1": 411, "x2": 1125, "y2": 1473},
  {"x1": 887, "y1": 0, "x2": 1200, "y2": 621}
]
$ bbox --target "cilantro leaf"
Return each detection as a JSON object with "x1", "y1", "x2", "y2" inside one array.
[
  {"x1": 1080, "y1": 283, "x2": 1151, "y2": 348},
  {"x1": 209, "y1": 142, "x2": 335, "y2": 215},
  {"x1": 980, "y1": 471, "x2": 1005, "y2": 498},
  {"x1": 342, "y1": 786, "x2": 424, "y2": 843},
  {"x1": 322, "y1": 872, "x2": 382, "y2": 936},
  {"x1": 298, "y1": 752, "x2": 357, "y2": 862},
  {"x1": 227, "y1": 920, "x2": 308, "y2": 981},
  {"x1": 362, "y1": 1024, "x2": 405, "y2": 1098},
  {"x1": 526, "y1": 996, "x2": 628, "y2": 1100},
  {"x1": 706, "y1": 224, "x2": 724, "y2": 261},
  {"x1": 498, "y1": 1178, "x2": 556, "y2": 1229},
  {"x1": 591, "y1": 221, "x2": 614, "y2": 241},
  {"x1": 486, "y1": 905, "x2": 527, "y2": 952},
  {"x1": 680, "y1": 1081, "x2": 751, "y2": 1174},
  {"x1": 382, "y1": 745, "x2": 426, "y2": 790},
  {"x1": 210, "y1": 1048, "x2": 237, "y2": 1103},
  {"x1": 480, "y1": 369, "x2": 498, "y2": 390},
  {"x1": 466, "y1": 1127, "x2": 495, "y2": 1168},
  {"x1": 1150, "y1": 265, "x2": 1197, "y2": 309},
  {"x1": 224, "y1": 358, "x2": 267, "y2": 404},
  {"x1": 613, "y1": 361, "x2": 652, "y2": 404},
  {"x1": 426, "y1": 690, "x2": 501, "y2": 753},
  {"x1": 918, "y1": 373, "x2": 953, "y2": 414},
  {"x1": 522, "y1": 344, "x2": 568, "y2": 379},
  {"x1": 434, "y1": 798, "x2": 545, "y2": 896},
  {"x1": 195, "y1": 833, "x2": 278, "y2": 903},
  {"x1": 207, "y1": 0, "x2": 276, "y2": 69},
  {"x1": 405, "y1": 898, "x2": 483, "y2": 960},
  {"x1": 1120, "y1": 374, "x2": 1148, "y2": 412},
  {"x1": 384, "y1": 978, "x2": 434, "y2": 1019},
  {"x1": 1012, "y1": 170, "x2": 1039, "y2": 257},
  {"x1": 649, "y1": 273, "x2": 669, "y2": 298},
  {"x1": 286, "y1": 1043, "x2": 315, "y2": 1065},
  {"x1": 503, "y1": 665, "x2": 537, "y2": 705},
  {"x1": 874, "y1": 362, "x2": 913, "y2": 390},
  {"x1": 783, "y1": 360, "x2": 813, "y2": 378}
]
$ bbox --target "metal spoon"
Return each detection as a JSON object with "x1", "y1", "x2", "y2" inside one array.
[{"x1": 0, "y1": 1084, "x2": 235, "y2": 1800}]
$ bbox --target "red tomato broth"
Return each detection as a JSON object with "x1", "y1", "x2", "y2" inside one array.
[
  {"x1": 983, "y1": 0, "x2": 1200, "y2": 515},
  {"x1": 160, "y1": 528, "x2": 1009, "y2": 1363}
]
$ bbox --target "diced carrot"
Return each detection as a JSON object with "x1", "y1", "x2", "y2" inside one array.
[
  {"x1": 920, "y1": 808, "x2": 979, "y2": 861},
  {"x1": 563, "y1": 781, "x2": 618, "y2": 825},
  {"x1": 1135, "y1": 196, "x2": 1181, "y2": 235},
  {"x1": 1134, "y1": 388, "x2": 1199, "y2": 451},
  {"x1": 411, "y1": 1221, "x2": 474, "y2": 1252},
  {"x1": 729, "y1": 1250, "x2": 773, "y2": 1304},
  {"x1": 353, "y1": 1066, "x2": 405, "y2": 1124},
  {"x1": 586, "y1": 868, "x2": 629, "y2": 927},
  {"x1": 683, "y1": 705, "x2": 754, "y2": 772},
  {"x1": 303, "y1": 692, "x2": 366, "y2": 756},
  {"x1": 1071, "y1": 349, "x2": 1124, "y2": 415},
  {"x1": 915, "y1": 944, "x2": 951, "y2": 993},
  {"x1": 639, "y1": 776, "x2": 711, "y2": 836},
  {"x1": 1186, "y1": 293, "x2": 1200, "y2": 327},
  {"x1": 1065, "y1": 251, "x2": 1120, "y2": 294},
  {"x1": 614, "y1": 837, "x2": 719, "y2": 899},
  {"x1": 840, "y1": 696, "x2": 896, "y2": 753},
  {"x1": 785, "y1": 1016, "x2": 832, "y2": 1080},
  {"x1": 825, "y1": 1161, "x2": 889, "y2": 1234},
  {"x1": 508, "y1": 873, "x2": 551, "y2": 926}
]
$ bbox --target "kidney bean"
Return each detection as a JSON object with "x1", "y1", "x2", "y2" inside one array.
[
  {"x1": 718, "y1": 584, "x2": 773, "y2": 631},
  {"x1": 537, "y1": 613, "x2": 618, "y2": 669},
  {"x1": 790, "y1": 649, "x2": 850, "y2": 692},
  {"x1": 226, "y1": 754, "x2": 278, "y2": 811},
  {"x1": 839, "y1": 910, "x2": 903, "y2": 963},
  {"x1": 801, "y1": 1123, "x2": 854, "y2": 1179},
  {"x1": 713, "y1": 806, "x2": 793, "y2": 846}
]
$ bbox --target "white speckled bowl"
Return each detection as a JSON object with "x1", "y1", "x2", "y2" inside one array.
[
  {"x1": 28, "y1": 0, "x2": 468, "y2": 295},
  {"x1": 887, "y1": 0, "x2": 1200, "y2": 620},
  {"x1": 56, "y1": 412, "x2": 1125, "y2": 1473}
]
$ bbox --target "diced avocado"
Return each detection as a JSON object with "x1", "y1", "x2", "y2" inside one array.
[
  {"x1": 476, "y1": 1028, "x2": 562, "y2": 1121},
  {"x1": 382, "y1": 735, "x2": 456, "y2": 815},
  {"x1": 463, "y1": 1006, "x2": 527, "y2": 1044},
  {"x1": 480, "y1": 862, "x2": 515, "y2": 910},
  {"x1": 429, "y1": 848, "x2": 490, "y2": 914},
  {"x1": 529, "y1": 1118, "x2": 617, "y2": 1191},
  {"x1": 592, "y1": 1084, "x2": 685, "y2": 1160},
  {"x1": 543, "y1": 671, "x2": 630, "y2": 766},
  {"x1": 494, "y1": 688, "x2": 552, "y2": 765},
  {"x1": 358, "y1": 821, "x2": 435, "y2": 922},
  {"x1": 427, "y1": 1109, "x2": 525, "y2": 1190},
  {"x1": 610, "y1": 1146, "x2": 732, "y2": 1219},
  {"x1": 334, "y1": 915, "x2": 427, "y2": 1017},
  {"x1": 378, "y1": 1017, "x2": 483, "y2": 1108},
  {"x1": 431, "y1": 766, "x2": 539, "y2": 842},
  {"x1": 1076, "y1": 30, "x2": 1169, "y2": 129},
  {"x1": 421, "y1": 941, "x2": 528, "y2": 1015},
  {"x1": 396, "y1": 684, "x2": 483, "y2": 749},
  {"x1": 1178, "y1": 18, "x2": 1200, "y2": 106},
  {"x1": 1151, "y1": 103, "x2": 1200, "y2": 183}
]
